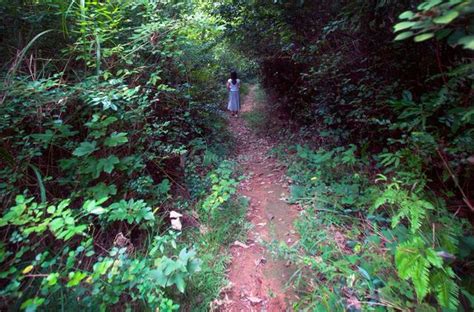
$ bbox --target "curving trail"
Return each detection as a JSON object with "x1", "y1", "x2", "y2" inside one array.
[{"x1": 216, "y1": 86, "x2": 300, "y2": 311}]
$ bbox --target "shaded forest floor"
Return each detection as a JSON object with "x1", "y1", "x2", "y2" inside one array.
[{"x1": 214, "y1": 86, "x2": 300, "y2": 311}]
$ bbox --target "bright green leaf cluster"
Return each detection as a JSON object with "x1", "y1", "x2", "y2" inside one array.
[{"x1": 394, "y1": 0, "x2": 474, "y2": 49}]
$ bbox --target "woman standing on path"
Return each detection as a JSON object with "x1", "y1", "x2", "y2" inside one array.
[{"x1": 227, "y1": 71, "x2": 241, "y2": 117}]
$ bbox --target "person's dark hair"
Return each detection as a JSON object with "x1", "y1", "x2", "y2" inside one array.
[{"x1": 230, "y1": 71, "x2": 238, "y2": 85}]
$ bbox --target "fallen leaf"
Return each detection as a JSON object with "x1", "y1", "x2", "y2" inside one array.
[
  {"x1": 232, "y1": 241, "x2": 249, "y2": 249},
  {"x1": 247, "y1": 296, "x2": 262, "y2": 305},
  {"x1": 22, "y1": 265, "x2": 34, "y2": 274},
  {"x1": 114, "y1": 232, "x2": 130, "y2": 247},
  {"x1": 171, "y1": 218, "x2": 182, "y2": 231},
  {"x1": 170, "y1": 211, "x2": 182, "y2": 219}
]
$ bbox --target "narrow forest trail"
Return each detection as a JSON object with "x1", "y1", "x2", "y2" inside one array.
[{"x1": 217, "y1": 86, "x2": 301, "y2": 311}]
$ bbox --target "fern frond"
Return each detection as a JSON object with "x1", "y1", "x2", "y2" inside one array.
[
  {"x1": 391, "y1": 210, "x2": 404, "y2": 229},
  {"x1": 431, "y1": 270, "x2": 459, "y2": 309},
  {"x1": 411, "y1": 255, "x2": 430, "y2": 301},
  {"x1": 425, "y1": 249, "x2": 442, "y2": 269},
  {"x1": 395, "y1": 248, "x2": 414, "y2": 279},
  {"x1": 395, "y1": 237, "x2": 424, "y2": 279},
  {"x1": 408, "y1": 199, "x2": 429, "y2": 233},
  {"x1": 395, "y1": 237, "x2": 436, "y2": 301}
]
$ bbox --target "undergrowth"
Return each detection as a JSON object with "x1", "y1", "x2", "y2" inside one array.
[
  {"x1": 270, "y1": 142, "x2": 474, "y2": 311},
  {"x1": 0, "y1": 1, "x2": 253, "y2": 310},
  {"x1": 184, "y1": 196, "x2": 249, "y2": 311}
]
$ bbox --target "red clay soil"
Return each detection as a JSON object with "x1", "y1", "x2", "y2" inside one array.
[{"x1": 214, "y1": 86, "x2": 300, "y2": 311}]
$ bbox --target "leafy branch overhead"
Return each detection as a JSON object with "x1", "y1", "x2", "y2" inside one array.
[{"x1": 394, "y1": 0, "x2": 474, "y2": 49}]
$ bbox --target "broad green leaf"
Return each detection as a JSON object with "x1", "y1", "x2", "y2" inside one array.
[
  {"x1": 95, "y1": 196, "x2": 109, "y2": 205},
  {"x1": 49, "y1": 218, "x2": 64, "y2": 232},
  {"x1": 47, "y1": 205, "x2": 56, "y2": 214},
  {"x1": 93, "y1": 259, "x2": 113, "y2": 275},
  {"x1": 174, "y1": 275, "x2": 185, "y2": 293},
  {"x1": 418, "y1": 0, "x2": 442, "y2": 11},
  {"x1": 97, "y1": 155, "x2": 120, "y2": 174},
  {"x1": 46, "y1": 273, "x2": 59, "y2": 286},
  {"x1": 16, "y1": 195, "x2": 25, "y2": 204},
  {"x1": 83, "y1": 200, "x2": 97, "y2": 212},
  {"x1": 395, "y1": 31, "x2": 414, "y2": 41},
  {"x1": 89, "y1": 207, "x2": 106, "y2": 215},
  {"x1": 433, "y1": 11, "x2": 459, "y2": 24},
  {"x1": 30, "y1": 130, "x2": 54, "y2": 144},
  {"x1": 64, "y1": 216, "x2": 75, "y2": 225},
  {"x1": 188, "y1": 259, "x2": 202, "y2": 273},
  {"x1": 399, "y1": 11, "x2": 415, "y2": 20},
  {"x1": 63, "y1": 226, "x2": 86, "y2": 240},
  {"x1": 164, "y1": 260, "x2": 181, "y2": 275},
  {"x1": 88, "y1": 183, "x2": 117, "y2": 199},
  {"x1": 20, "y1": 297, "x2": 45, "y2": 312},
  {"x1": 150, "y1": 269, "x2": 167, "y2": 287},
  {"x1": 414, "y1": 33, "x2": 434, "y2": 42},
  {"x1": 67, "y1": 271, "x2": 87, "y2": 287},
  {"x1": 58, "y1": 199, "x2": 70, "y2": 210},
  {"x1": 394, "y1": 21, "x2": 418, "y2": 32},
  {"x1": 458, "y1": 35, "x2": 474, "y2": 50},
  {"x1": 83, "y1": 199, "x2": 108, "y2": 215},
  {"x1": 1, "y1": 199, "x2": 28, "y2": 225},
  {"x1": 104, "y1": 132, "x2": 128, "y2": 147},
  {"x1": 73, "y1": 141, "x2": 98, "y2": 157}
]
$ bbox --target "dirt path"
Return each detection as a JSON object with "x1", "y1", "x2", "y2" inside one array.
[{"x1": 216, "y1": 86, "x2": 300, "y2": 311}]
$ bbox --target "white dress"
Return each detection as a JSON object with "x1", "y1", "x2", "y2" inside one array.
[{"x1": 227, "y1": 79, "x2": 240, "y2": 112}]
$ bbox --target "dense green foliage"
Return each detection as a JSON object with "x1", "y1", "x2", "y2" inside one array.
[
  {"x1": 213, "y1": 0, "x2": 474, "y2": 310},
  {"x1": 1, "y1": 0, "x2": 473, "y2": 311},
  {"x1": 0, "y1": 0, "x2": 253, "y2": 310}
]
